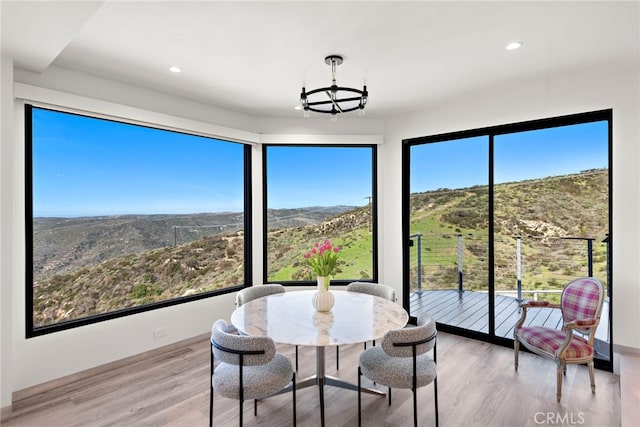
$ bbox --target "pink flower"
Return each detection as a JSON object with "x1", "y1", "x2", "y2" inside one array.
[{"x1": 302, "y1": 238, "x2": 341, "y2": 278}]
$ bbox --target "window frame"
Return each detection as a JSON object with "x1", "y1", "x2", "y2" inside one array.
[
  {"x1": 262, "y1": 143, "x2": 378, "y2": 286},
  {"x1": 25, "y1": 103, "x2": 253, "y2": 337}
]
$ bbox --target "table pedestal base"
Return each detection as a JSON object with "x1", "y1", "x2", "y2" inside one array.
[{"x1": 279, "y1": 346, "x2": 384, "y2": 426}]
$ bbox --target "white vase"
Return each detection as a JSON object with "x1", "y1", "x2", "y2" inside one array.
[{"x1": 312, "y1": 276, "x2": 335, "y2": 312}]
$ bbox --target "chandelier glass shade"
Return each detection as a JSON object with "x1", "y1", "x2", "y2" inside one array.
[{"x1": 300, "y1": 55, "x2": 368, "y2": 116}]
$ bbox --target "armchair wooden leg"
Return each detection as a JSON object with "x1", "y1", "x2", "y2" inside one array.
[
  {"x1": 556, "y1": 364, "x2": 563, "y2": 402},
  {"x1": 514, "y1": 339, "x2": 520, "y2": 371},
  {"x1": 588, "y1": 360, "x2": 596, "y2": 393}
]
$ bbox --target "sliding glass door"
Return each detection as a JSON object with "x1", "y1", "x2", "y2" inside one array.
[
  {"x1": 403, "y1": 110, "x2": 612, "y2": 368},
  {"x1": 493, "y1": 121, "x2": 610, "y2": 360},
  {"x1": 408, "y1": 136, "x2": 489, "y2": 334}
]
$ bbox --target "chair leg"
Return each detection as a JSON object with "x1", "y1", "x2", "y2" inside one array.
[
  {"x1": 556, "y1": 364, "x2": 563, "y2": 402},
  {"x1": 588, "y1": 360, "x2": 596, "y2": 393},
  {"x1": 254, "y1": 399, "x2": 257, "y2": 416},
  {"x1": 239, "y1": 399, "x2": 243, "y2": 427},
  {"x1": 388, "y1": 387, "x2": 392, "y2": 406},
  {"x1": 209, "y1": 384, "x2": 214, "y2": 427},
  {"x1": 434, "y1": 377, "x2": 439, "y2": 427},
  {"x1": 292, "y1": 373, "x2": 297, "y2": 426},
  {"x1": 295, "y1": 346, "x2": 299, "y2": 372},
  {"x1": 210, "y1": 352, "x2": 214, "y2": 427},
  {"x1": 336, "y1": 346, "x2": 340, "y2": 370},
  {"x1": 412, "y1": 386, "x2": 418, "y2": 427},
  {"x1": 357, "y1": 367, "x2": 362, "y2": 427},
  {"x1": 514, "y1": 339, "x2": 520, "y2": 371}
]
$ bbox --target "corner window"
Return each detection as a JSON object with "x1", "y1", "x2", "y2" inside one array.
[
  {"x1": 263, "y1": 145, "x2": 377, "y2": 284},
  {"x1": 26, "y1": 105, "x2": 251, "y2": 336}
]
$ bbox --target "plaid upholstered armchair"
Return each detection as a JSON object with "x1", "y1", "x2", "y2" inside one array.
[{"x1": 513, "y1": 277, "x2": 605, "y2": 402}]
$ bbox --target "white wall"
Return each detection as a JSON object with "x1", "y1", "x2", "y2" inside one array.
[
  {"x1": 381, "y1": 60, "x2": 640, "y2": 350},
  {"x1": 1, "y1": 56, "x2": 15, "y2": 409}
]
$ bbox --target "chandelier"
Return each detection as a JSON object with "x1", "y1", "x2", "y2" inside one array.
[{"x1": 300, "y1": 55, "x2": 368, "y2": 117}]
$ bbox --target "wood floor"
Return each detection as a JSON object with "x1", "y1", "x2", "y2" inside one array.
[{"x1": 3, "y1": 332, "x2": 620, "y2": 427}]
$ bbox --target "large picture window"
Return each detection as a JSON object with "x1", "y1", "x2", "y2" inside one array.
[
  {"x1": 26, "y1": 105, "x2": 251, "y2": 336},
  {"x1": 263, "y1": 145, "x2": 377, "y2": 284}
]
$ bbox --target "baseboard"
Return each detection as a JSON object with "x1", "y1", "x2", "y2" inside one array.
[
  {"x1": 1, "y1": 404, "x2": 12, "y2": 422},
  {"x1": 613, "y1": 344, "x2": 640, "y2": 357},
  {"x1": 12, "y1": 332, "x2": 208, "y2": 404}
]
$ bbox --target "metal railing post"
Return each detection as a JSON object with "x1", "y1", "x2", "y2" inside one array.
[
  {"x1": 587, "y1": 238, "x2": 594, "y2": 277},
  {"x1": 416, "y1": 233, "x2": 423, "y2": 295},
  {"x1": 603, "y1": 235, "x2": 610, "y2": 298},
  {"x1": 457, "y1": 234, "x2": 463, "y2": 296},
  {"x1": 516, "y1": 236, "x2": 522, "y2": 301},
  {"x1": 409, "y1": 233, "x2": 423, "y2": 295}
]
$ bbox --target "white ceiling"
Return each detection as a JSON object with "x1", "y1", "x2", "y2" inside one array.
[{"x1": 2, "y1": 1, "x2": 638, "y2": 120}]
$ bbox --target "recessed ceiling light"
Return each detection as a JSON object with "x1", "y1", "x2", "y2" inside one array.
[
  {"x1": 168, "y1": 66, "x2": 182, "y2": 73},
  {"x1": 506, "y1": 41, "x2": 523, "y2": 50}
]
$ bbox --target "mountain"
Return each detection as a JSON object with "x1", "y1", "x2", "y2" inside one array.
[
  {"x1": 32, "y1": 169, "x2": 608, "y2": 326},
  {"x1": 33, "y1": 206, "x2": 354, "y2": 282}
]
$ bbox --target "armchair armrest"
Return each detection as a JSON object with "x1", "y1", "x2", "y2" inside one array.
[
  {"x1": 564, "y1": 318, "x2": 598, "y2": 329},
  {"x1": 515, "y1": 300, "x2": 561, "y2": 333},
  {"x1": 519, "y1": 300, "x2": 561, "y2": 309}
]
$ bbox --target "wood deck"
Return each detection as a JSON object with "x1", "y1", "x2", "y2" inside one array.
[{"x1": 410, "y1": 289, "x2": 610, "y2": 345}]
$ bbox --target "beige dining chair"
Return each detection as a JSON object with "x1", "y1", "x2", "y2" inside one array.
[
  {"x1": 235, "y1": 284, "x2": 299, "y2": 371},
  {"x1": 357, "y1": 314, "x2": 438, "y2": 427},
  {"x1": 210, "y1": 319, "x2": 296, "y2": 426},
  {"x1": 335, "y1": 282, "x2": 396, "y2": 369}
]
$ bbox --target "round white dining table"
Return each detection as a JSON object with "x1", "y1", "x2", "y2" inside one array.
[{"x1": 230, "y1": 289, "x2": 408, "y2": 426}]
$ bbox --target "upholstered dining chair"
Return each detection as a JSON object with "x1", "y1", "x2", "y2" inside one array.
[
  {"x1": 210, "y1": 319, "x2": 296, "y2": 426},
  {"x1": 337, "y1": 282, "x2": 397, "y2": 370},
  {"x1": 513, "y1": 277, "x2": 605, "y2": 402},
  {"x1": 236, "y1": 283, "x2": 285, "y2": 307},
  {"x1": 236, "y1": 284, "x2": 299, "y2": 371},
  {"x1": 357, "y1": 314, "x2": 438, "y2": 427}
]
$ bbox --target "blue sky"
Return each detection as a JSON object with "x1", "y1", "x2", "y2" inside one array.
[
  {"x1": 32, "y1": 108, "x2": 244, "y2": 217},
  {"x1": 33, "y1": 107, "x2": 607, "y2": 217},
  {"x1": 266, "y1": 146, "x2": 373, "y2": 209},
  {"x1": 410, "y1": 121, "x2": 608, "y2": 193}
]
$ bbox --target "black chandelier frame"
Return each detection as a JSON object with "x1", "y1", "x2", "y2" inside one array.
[{"x1": 300, "y1": 55, "x2": 368, "y2": 116}]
